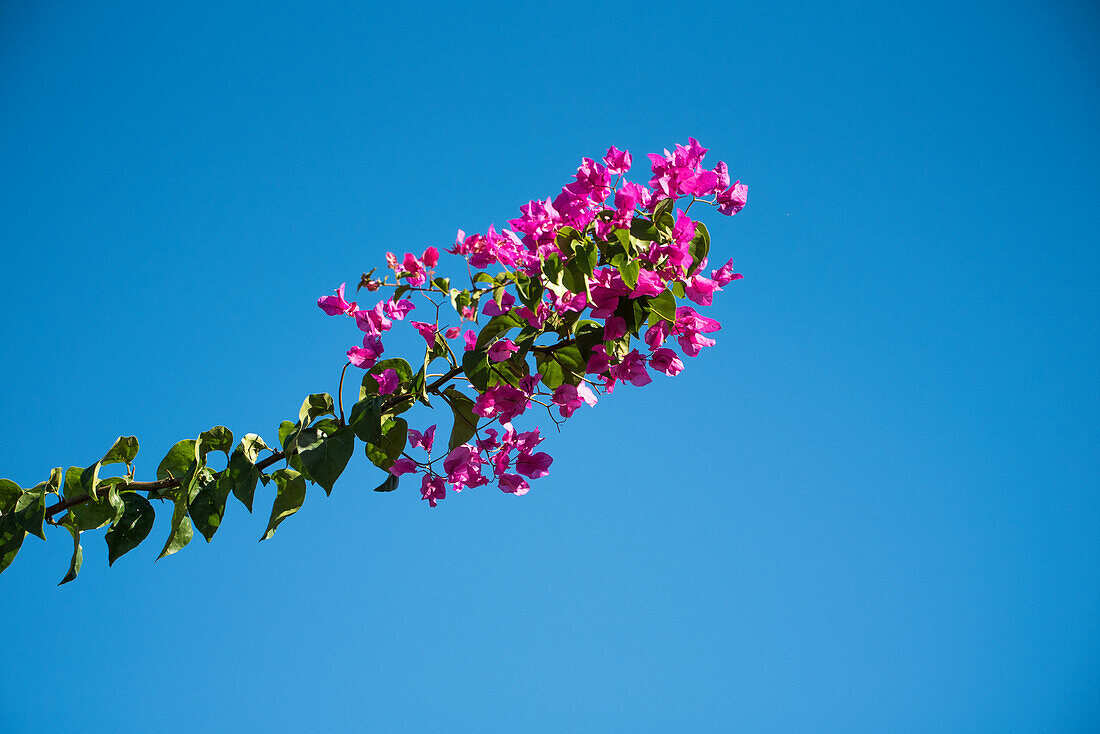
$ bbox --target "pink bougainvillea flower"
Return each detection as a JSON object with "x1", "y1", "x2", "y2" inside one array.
[
  {"x1": 644, "y1": 320, "x2": 672, "y2": 350},
  {"x1": 482, "y1": 291, "x2": 515, "y2": 316},
  {"x1": 649, "y1": 348, "x2": 685, "y2": 377},
  {"x1": 372, "y1": 368, "x2": 400, "y2": 395},
  {"x1": 717, "y1": 181, "x2": 748, "y2": 216},
  {"x1": 673, "y1": 306, "x2": 721, "y2": 357},
  {"x1": 476, "y1": 428, "x2": 500, "y2": 452},
  {"x1": 473, "y1": 390, "x2": 497, "y2": 418},
  {"x1": 388, "y1": 457, "x2": 418, "y2": 477},
  {"x1": 318, "y1": 283, "x2": 356, "y2": 316},
  {"x1": 401, "y1": 252, "x2": 429, "y2": 286},
  {"x1": 443, "y1": 445, "x2": 485, "y2": 489},
  {"x1": 514, "y1": 302, "x2": 550, "y2": 330},
  {"x1": 630, "y1": 269, "x2": 665, "y2": 299},
  {"x1": 619, "y1": 180, "x2": 652, "y2": 211},
  {"x1": 680, "y1": 170, "x2": 720, "y2": 196},
  {"x1": 711, "y1": 258, "x2": 743, "y2": 287},
  {"x1": 347, "y1": 334, "x2": 384, "y2": 368},
  {"x1": 491, "y1": 446, "x2": 511, "y2": 474},
  {"x1": 714, "y1": 161, "x2": 730, "y2": 191},
  {"x1": 513, "y1": 426, "x2": 544, "y2": 453},
  {"x1": 685, "y1": 274, "x2": 720, "y2": 307},
  {"x1": 565, "y1": 157, "x2": 612, "y2": 203},
  {"x1": 516, "y1": 451, "x2": 553, "y2": 479},
  {"x1": 498, "y1": 473, "x2": 530, "y2": 496},
  {"x1": 610, "y1": 349, "x2": 653, "y2": 387},
  {"x1": 422, "y1": 246, "x2": 439, "y2": 268},
  {"x1": 603, "y1": 146, "x2": 632, "y2": 175},
  {"x1": 354, "y1": 301, "x2": 393, "y2": 336},
  {"x1": 586, "y1": 344, "x2": 611, "y2": 375},
  {"x1": 463, "y1": 329, "x2": 477, "y2": 351},
  {"x1": 551, "y1": 383, "x2": 598, "y2": 417},
  {"x1": 603, "y1": 316, "x2": 627, "y2": 341},
  {"x1": 549, "y1": 290, "x2": 587, "y2": 315},
  {"x1": 444, "y1": 326, "x2": 460, "y2": 339},
  {"x1": 488, "y1": 338, "x2": 519, "y2": 363},
  {"x1": 408, "y1": 424, "x2": 436, "y2": 453},
  {"x1": 420, "y1": 474, "x2": 446, "y2": 507},
  {"x1": 672, "y1": 209, "x2": 696, "y2": 248},
  {"x1": 383, "y1": 298, "x2": 415, "y2": 320},
  {"x1": 474, "y1": 384, "x2": 528, "y2": 423},
  {"x1": 409, "y1": 321, "x2": 438, "y2": 347}
]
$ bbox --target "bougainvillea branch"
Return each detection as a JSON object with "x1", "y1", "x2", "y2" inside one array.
[{"x1": 0, "y1": 138, "x2": 748, "y2": 583}]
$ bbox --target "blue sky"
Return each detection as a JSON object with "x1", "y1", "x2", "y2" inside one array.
[{"x1": 1, "y1": 1, "x2": 1098, "y2": 731}]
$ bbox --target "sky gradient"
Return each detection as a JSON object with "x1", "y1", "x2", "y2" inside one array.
[{"x1": 1, "y1": 1, "x2": 1098, "y2": 731}]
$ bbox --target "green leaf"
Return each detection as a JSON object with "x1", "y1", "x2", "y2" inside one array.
[
  {"x1": 68, "y1": 499, "x2": 113, "y2": 532},
  {"x1": 687, "y1": 221, "x2": 711, "y2": 278},
  {"x1": 58, "y1": 520, "x2": 83, "y2": 585},
  {"x1": 105, "y1": 493, "x2": 155, "y2": 566},
  {"x1": 298, "y1": 393, "x2": 335, "y2": 426},
  {"x1": 411, "y1": 365, "x2": 430, "y2": 407},
  {"x1": 77, "y1": 438, "x2": 138, "y2": 513},
  {"x1": 535, "y1": 345, "x2": 584, "y2": 389},
  {"x1": 157, "y1": 439, "x2": 198, "y2": 481},
  {"x1": 655, "y1": 208, "x2": 675, "y2": 234},
  {"x1": 515, "y1": 273, "x2": 544, "y2": 311},
  {"x1": 513, "y1": 326, "x2": 540, "y2": 357},
  {"x1": 574, "y1": 320, "x2": 605, "y2": 365},
  {"x1": 46, "y1": 467, "x2": 63, "y2": 495},
  {"x1": 373, "y1": 473, "x2": 399, "y2": 493},
  {"x1": 671, "y1": 280, "x2": 686, "y2": 299},
  {"x1": 649, "y1": 289, "x2": 677, "y2": 324},
  {"x1": 443, "y1": 387, "x2": 479, "y2": 451},
  {"x1": 364, "y1": 418, "x2": 408, "y2": 472},
  {"x1": 63, "y1": 466, "x2": 83, "y2": 495},
  {"x1": 101, "y1": 435, "x2": 139, "y2": 466},
  {"x1": 278, "y1": 420, "x2": 305, "y2": 473},
  {"x1": 574, "y1": 241, "x2": 598, "y2": 276},
  {"x1": 260, "y1": 468, "x2": 307, "y2": 541},
  {"x1": 488, "y1": 353, "x2": 530, "y2": 389},
  {"x1": 226, "y1": 447, "x2": 262, "y2": 512},
  {"x1": 157, "y1": 490, "x2": 194, "y2": 560},
  {"x1": 462, "y1": 349, "x2": 492, "y2": 392},
  {"x1": 618, "y1": 259, "x2": 641, "y2": 290},
  {"x1": 475, "y1": 313, "x2": 523, "y2": 350},
  {"x1": 541, "y1": 253, "x2": 564, "y2": 285},
  {"x1": 653, "y1": 197, "x2": 675, "y2": 223},
  {"x1": 297, "y1": 425, "x2": 354, "y2": 495},
  {"x1": 0, "y1": 478, "x2": 21, "y2": 514},
  {"x1": 370, "y1": 358, "x2": 414, "y2": 384},
  {"x1": 424, "y1": 330, "x2": 452, "y2": 369},
  {"x1": 14, "y1": 485, "x2": 46, "y2": 540},
  {"x1": 197, "y1": 426, "x2": 234, "y2": 460},
  {"x1": 278, "y1": 420, "x2": 298, "y2": 449},
  {"x1": 555, "y1": 225, "x2": 582, "y2": 255},
  {"x1": 0, "y1": 513, "x2": 26, "y2": 574},
  {"x1": 187, "y1": 468, "x2": 227, "y2": 542},
  {"x1": 614, "y1": 296, "x2": 648, "y2": 337},
  {"x1": 239, "y1": 433, "x2": 268, "y2": 462},
  {"x1": 630, "y1": 218, "x2": 660, "y2": 242},
  {"x1": 349, "y1": 396, "x2": 384, "y2": 444},
  {"x1": 561, "y1": 260, "x2": 589, "y2": 295}
]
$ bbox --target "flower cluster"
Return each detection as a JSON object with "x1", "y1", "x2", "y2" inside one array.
[{"x1": 317, "y1": 138, "x2": 746, "y2": 507}]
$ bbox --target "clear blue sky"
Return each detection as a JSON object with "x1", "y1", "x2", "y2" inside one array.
[{"x1": 2, "y1": 1, "x2": 1098, "y2": 731}]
